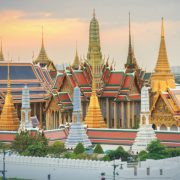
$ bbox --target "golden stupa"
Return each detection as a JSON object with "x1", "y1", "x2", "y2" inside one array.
[
  {"x1": 150, "y1": 17, "x2": 175, "y2": 92},
  {"x1": 0, "y1": 63, "x2": 20, "y2": 131},
  {"x1": 84, "y1": 57, "x2": 106, "y2": 128}
]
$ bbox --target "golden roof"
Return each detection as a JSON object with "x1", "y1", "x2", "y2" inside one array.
[
  {"x1": 84, "y1": 56, "x2": 106, "y2": 128},
  {"x1": 0, "y1": 63, "x2": 20, "y2": 131}
]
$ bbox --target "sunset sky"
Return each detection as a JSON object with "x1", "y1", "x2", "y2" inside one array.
[{"x1": 0, "y1": 0, "x2": 180, "y2": 71}]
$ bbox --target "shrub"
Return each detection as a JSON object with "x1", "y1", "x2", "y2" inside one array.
[
  {"x1": 12, "y1": 131, "x2": 48, "y2": 156},
  {"x1": 93, "y1": 144, "x2": 104, "y2": 154},
  {"x1": 107, "y1": 146, "x2": 129, "y2": 161},
  {"x1": 138, "y1": 150, "x2": 148, "y2": 161},
  {"x1": 48, "y1": 141, "x2": 65, "y2": 156},
  {"x1": 147, "y1": 139, "x2": 166, "y2": 154},
  {"x1": 74, "y1": 143, "x2": 85, "y2": 154}
]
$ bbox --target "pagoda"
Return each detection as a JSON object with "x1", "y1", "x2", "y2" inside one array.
[
  {"x1": 33, "y1": 27, "x2": 56, "y2": 75},
  {"x1": 65, "y1": 86, "x2": 92, "y2": 149},
  {"x1": 71, "y1": 45, "x2": 80, "y2": 70},
  {"x1": 87, "y1": 9, "x2": 104, "y2": 87},
  {"x1": 150, "y1": 18, "x2": 175, "y2": 93},
  {"x1": 85, "y1": 56, "x2": 106, "y2": 128},
  {"x1": 125, "y1": 13, "x2": 139, "y2": 73},
  {"x1": 0, "y1": 63, "x2": 20, "y2": 131}
]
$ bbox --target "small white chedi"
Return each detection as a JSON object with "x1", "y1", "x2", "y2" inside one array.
[
  {"x1": 65, "y1": 86, "x2": 92, "y2": 149},
  {"x1": 19, "y1": 85, "x2": 34, "y2": 131},
  {"x1": 132, "y1": 86, "x2": 156, "y2": 154}
]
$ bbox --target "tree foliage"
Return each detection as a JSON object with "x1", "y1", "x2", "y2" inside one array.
[
  {"x1": 138, "y1": 139, "x2": 180, "y2": 160},
  {"x1": 48, "y1": 141, "x2": 65, "y2": 156},
  {"x1": 93, "y1": 144, "x2": 104, "y2": 154},
  {"x1": 74, "y1": 143, "x2": 85, "y2": 154},
  {"x1": 12, "y1": 131, "x2": 48, "y2": 157},
  {"x1": 105, "y1": 146, "x2": 130, "y2": 161}
]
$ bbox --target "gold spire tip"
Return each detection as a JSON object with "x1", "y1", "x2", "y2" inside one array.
[
  {"x1": 161, "y1": 17, "x2": 164, "y2": 37},
  {"x1": 93, "y1": 8, "x2": 96, "y2": 18}
]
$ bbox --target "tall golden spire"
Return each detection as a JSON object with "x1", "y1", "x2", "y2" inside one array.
[
  {"x1": 150, "y1": 18, "x2": 175, "y2": 92},
  {"x1": 0, "y1": 63, "x2": 20, "y2": 131},
  {"x1": 72, "y1": 41, "x2": 80, "y2": 70},
  {"x1": 154, "y1": 17, "x2": 171, "y2": 73},
  {"x1": 0, "y1": 39, "x2": 4, "y2": 61},
  {"x1": 84, "y1": 55, "x2": 106, "y2": 128},
  {"x1": 125, "y1": 12, "x2": 138, "y2": 72},
  {"x1": 34, "y1": 26, "x2": 53, "y2": 68}
]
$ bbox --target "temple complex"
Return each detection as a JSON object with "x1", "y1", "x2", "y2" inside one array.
[
  {"x1": 33, "y1": 27, "x2": 57, "y2": 78},
  {"x1": 45, "y1": 12, "x2": 150, "y2": 130},
  {"x1": 150, "y1": 18, "x2": 180, "y2": 131},
  {"x1": 0, "y1": 63, "x2": 20, "y2": 131}
]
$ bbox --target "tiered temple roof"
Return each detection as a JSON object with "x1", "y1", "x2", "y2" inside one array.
[
  {"x1": 0, "y1": 63, "x2": 52, "y2": 109},
  {"x1": 33, "y1": 28, "x2": 56, "y2": 77}
]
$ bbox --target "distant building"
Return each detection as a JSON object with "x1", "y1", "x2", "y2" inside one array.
[{"x1": 171, "y1": 66, "x2": 180, "y2": 85}]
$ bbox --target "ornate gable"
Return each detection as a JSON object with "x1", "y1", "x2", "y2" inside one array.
[{"x1": 151, "y1": 96, "x2": 177, "y2": 127}]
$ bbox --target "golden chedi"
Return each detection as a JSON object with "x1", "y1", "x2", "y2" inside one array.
[
  {"x1": 150, "y1": 18, "x2": 175, "y2": 93},
  {"x1": 85, "y1": 57, "x2": 106, "y2": 128},
  {"x1": 0, "y1": 64, "x2": 20, "y2": 131}
]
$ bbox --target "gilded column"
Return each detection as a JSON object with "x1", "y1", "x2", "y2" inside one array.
[
  {"x1": 121, "y1": 102, "x2": 124, "y2": 128},
  {"x1": 59, "y1": 111, "x2": 62, "y2": 125},
  {"x1": 34, "y1": 103, "x2": 37, "y2": 116},
  {"x1": 114, "y1": 102, "x2": 117, "y2": 128},
  {"x1": 127, "y1": 101, "x2": 130, "y2": 128},
  {"x1": 132, "y1": 101, "x2": 135, "y2": 128},
  {"x1": 40, "y1": 102, "x2": 42, "y2": 128},
  {"x1": 106, "y1": 98, "x2": 110, "y2": 128},
  {"x1": 46, "y1": 110, "x2": 49, "y2": 129}
]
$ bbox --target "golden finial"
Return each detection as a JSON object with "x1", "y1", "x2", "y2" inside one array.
[
  {"x1": 161, "y1": 17, "x2": 164, "y2": 38},
  {"x1": 92, "y1": 54, "x2": 96, "y2": 92},
  {"x1": 93, "y1": 8, "x2": 96, "y2": 18},
  {"x1": 7, "y1": 63, "x2": 11, "y2": 94},
  {"x1": 0, "y1": 37, "x2": 2, "y2": 52},
  {"x1": 42, "y1": 25, "x2": 44, "y2": 47}
]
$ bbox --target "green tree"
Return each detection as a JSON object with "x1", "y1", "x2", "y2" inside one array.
[
  {"x1": 12, "y1": 131, "x2": 33, "y2": 153},
  {"x1": 74, "y1": 143, "x2": 85, "y2": 154},
  {"x1": 93, "y1": 144, "x2": 104, "y2": 154},
  {"x1": 12, "y1": 131, "x2": 48, "y2": 156},
  {"x1": 48, "y1": 141, "x2": 65, "y2": 156},
  {"x1": 138, "y1": 150, "x2": 148, "y2": 161},
  {"x1": 147, "y1": 139, "x2": 166, "y2": 154},
  {"x1": 107, "y1": 146, "x2": 129, "y2": 161}
]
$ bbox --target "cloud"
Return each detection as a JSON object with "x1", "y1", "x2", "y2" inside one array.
[{"x1": 0, "y1": 10, "x2": 180, "y2": 71}]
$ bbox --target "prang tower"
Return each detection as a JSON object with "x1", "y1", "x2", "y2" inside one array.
[{"x1": 87, "y1": 10, "x2": 104, "y2": 88}]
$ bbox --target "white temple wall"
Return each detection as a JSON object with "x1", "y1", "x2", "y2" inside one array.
[{"x1": 0, "y1": 155, "x2": 179, "y2": 180}]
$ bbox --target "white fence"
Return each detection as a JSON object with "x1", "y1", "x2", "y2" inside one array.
[{"x1": 0, "y1": 154, "x2": 180, "y2": 180}]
